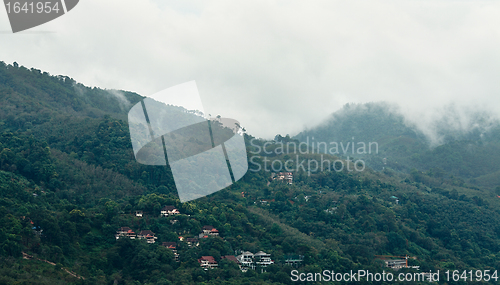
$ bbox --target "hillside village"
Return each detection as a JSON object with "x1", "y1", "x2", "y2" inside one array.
[{"x1": 113, "y1": 205, "x2": 294, "y2": 271}]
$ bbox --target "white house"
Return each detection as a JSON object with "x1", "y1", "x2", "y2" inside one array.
[
  {"x1": 236, "y1": 251, "x2": 274, "y2": 272},
  {"x1": 115, "y1": 227, "x2": 136, "y2": 239},
  {"x1": 236, "y1": 251, "x2": 255, "y2": 270},
  {"x1": 198, "y1": 256, "x2": 218, "y2": 269},
  {"x1": 254, "y1": 251, "x2": 274, "y2": 268},
  {"x1": 161, "y1": 206, "x2": 180, "y2": 217}
]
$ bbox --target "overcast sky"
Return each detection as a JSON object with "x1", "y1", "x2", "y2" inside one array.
[{"x1": 1, "y1": 0, "x2": 499, "y2": 139}]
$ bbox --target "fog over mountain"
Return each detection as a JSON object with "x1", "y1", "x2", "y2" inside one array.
[
  {"x1": 401, "y1": 103, "x2": 500, "y2": 146},
  {"x1": 305, "y1": 101, "x2": 500, "y2": 147},
  {"x1": 1, "y1": 0, "x2": 499, "y2": 139}
]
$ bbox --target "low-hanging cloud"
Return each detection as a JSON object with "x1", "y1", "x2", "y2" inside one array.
[
  {"x1": 0, "y1": 0, "x2": 499, "y2": 140},
  {"x1": 107, "y1": 89, "x2": 131, "y2": 111}
]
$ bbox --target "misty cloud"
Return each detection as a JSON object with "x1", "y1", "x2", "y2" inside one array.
[
  {"x1": 107, "y1": 89, "x2": 131, "y2": 111},
  {"x1": 1, "y1": 0, "x2": 499, "y2": 140}
]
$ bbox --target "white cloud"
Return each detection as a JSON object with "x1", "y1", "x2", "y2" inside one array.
[{"x1": 1, "y1": 0, "x2": 499, "y2": 139}]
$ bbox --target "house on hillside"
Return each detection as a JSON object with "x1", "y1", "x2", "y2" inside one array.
[
  {"x1": 272, "y1": 172, "x2": 293, "y2": 184},
  {"x1": 198, "y1": 256, "x2": 218, "y2": 269},
  {"x1": 115, "y1": 227, "x2": 136, "y2": 240},
  {"x1": 235, "y1": 250, "x2": 274, "y2": 272},
  {"x1": 390, "y1": 196, "x2": 399, "y2": 205},
  {"x1": 199, "y1": 225, "x2": 219, "y2": 238},
  {"x1": 324, "y1": 207, "x2": 337, "y2": 214},
  {"x1": 162, "y1": 242, "x2": 177, "y2": 248},
  {"x1": 161, "y1": 205, "x2": 180, "y2": 217},
  {"x1": 375, "y1": 255, "x2": 410, "y2": 270},
  {"x1": 32, "y1": 226, "x2": 43, "y2": 237},
  {"x1": 221, "y1": 255, "x2": 241, "y2": 269},
  {"x1": 254, "y1": 251, "x2": 274, "y2": 271},
  {"x1": 186, "y1": 238, "x2": 199, "y2": 247},
  {"x1": 137, "y1": 230, "x2": 157, "y2": 244},
  {"x1": 135, "y1": 210, "x2": 143, "y2": 217},
  {"x1": 384, "y1": 259, "x2": 407, "y2": 269},
  {"x1": 162, "y1": 242, "x2": 179, "y2": 261},
  {"x1": 284, "y1": 255, "x2": 304, "y2": 267},
  {"x1": 236, "y1": 251, "x2": 255, "y2": 271}
]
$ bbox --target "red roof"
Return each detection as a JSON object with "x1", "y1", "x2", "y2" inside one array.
[
  {"x1": 198, "y1": 256, "x2": 217, "y2": 264},
  {"x1": 162, "y1": 242, "x2": 177, "y2": 249},
  {"x1": 221, "y1": 255, "x2": 239, "y2": 264},
  {"x1": 118, "y1": 227, "x2": 133, "y2": 232},
  {"x1": 139, "y1": 230, "x2": 155, "y2": 236}
]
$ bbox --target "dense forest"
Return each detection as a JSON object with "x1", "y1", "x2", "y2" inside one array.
[{"x1": 1, "y1": 61, "x2": 500, "y2": 284}]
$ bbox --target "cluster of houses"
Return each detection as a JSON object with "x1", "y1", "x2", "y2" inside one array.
[
  {"x1": 177, "y1": 236, "x2": 201, "y2": 247},
  {"x1": 271, "y1": 172, "x2": 293, "y2": 184},
  {"x1": 115, "y1": 227, "x2": 158, "y2": 244},
  {"x1": 135, "y1": 205, "x2": 181, "y2": 218},
  {"x1": 156, "y1": 225, "x2": 219, "y2": 264},
  {"x1": 116, "y1": 205, "x2": 181, "y2": 244},
  {"x1": 178, "y1": 225, "x2": 218, "y2": 245},
  {"x1": 236, "y1": 251, "x2": 274, "y2": 272},
  {"x1": 116, "y1": 218, "x2": 301, "y2": 271},
  {"x1": 115, "y1": 223, "x2": 219, "y2": 261},
  {"x1": 119, "y1": 204, "x2": 278, "y2": 270},
  {"x1": 198, "y1": 250, "x2": 274, "y2": 272}
]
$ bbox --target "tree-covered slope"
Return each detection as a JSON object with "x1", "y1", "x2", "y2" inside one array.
[{"x1": 1, "y1": 62, "x2": 500, "y2": 284}]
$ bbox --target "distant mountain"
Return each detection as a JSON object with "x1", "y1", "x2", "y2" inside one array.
[
  {"x1": 294, "y1": 102, "x2": 500, "y2": 188},
  {"x1": 295, "y1": 102, "x2": 422, "y2": 143}
]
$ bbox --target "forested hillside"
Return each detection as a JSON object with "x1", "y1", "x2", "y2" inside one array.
[
  {"x1": 295, "y1": 102, "x2": 500, "y2": 188},
  {"x1": 1, "y1": 62, "x2": 500, "y2": 284}
]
